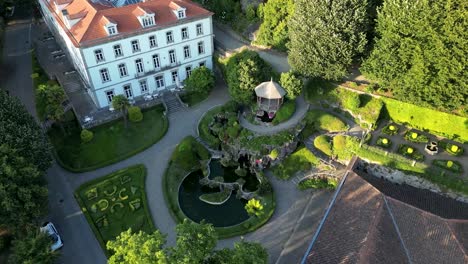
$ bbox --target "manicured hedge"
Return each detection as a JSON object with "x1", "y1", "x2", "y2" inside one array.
[
  {"x1": 397, "y1": 144, "x2": 424, "y2": 161},
  {"x1": 314, "y1": 135, "x2": 333, "y2": 156},
  {"x1": 305, "y1": 110, "x2": 349, "y2": 132},
  {"x1": 382, "y1": 97, "x2": 468, "y2": 143},
  {"x1": 376, "y1": 136, "x2": 391, "y2": 149},
  {"x1": 298, "y1": 177, "x2": 338, "y2": 190},
  {"x1": 438, "y1": 141, "x2": 465, "y2": 156},
  {"x1": 432, "y1": 160, "x2": 463, "y2": 173},
  {"x1": 382, "y1": 123, "x2": 399, "y2": 135}
]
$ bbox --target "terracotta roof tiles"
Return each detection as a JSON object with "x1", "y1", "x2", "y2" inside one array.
[{"x1": 41, "y1": 0, "x2": 212, "y2": 47}]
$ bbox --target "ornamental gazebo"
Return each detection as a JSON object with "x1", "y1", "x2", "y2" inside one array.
[{"x1": 254, "y1": 79, "x2": 286, "y2": 117}]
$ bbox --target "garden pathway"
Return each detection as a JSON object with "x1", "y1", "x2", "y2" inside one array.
[{"x1": 238, "y1": 96, "x2": 309, "y2": 135}]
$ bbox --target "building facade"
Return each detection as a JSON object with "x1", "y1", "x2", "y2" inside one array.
[{"x1": 38, "y1": 0, "x2": 214, "y2": 108}]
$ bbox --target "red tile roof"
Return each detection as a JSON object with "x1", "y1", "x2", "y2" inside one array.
[
  {"x1": 305, "y1": 170, "x2": 468, "y2": 264},
  {"x1": 41, "y1": 0, "x2": 212, "y2": 47}
]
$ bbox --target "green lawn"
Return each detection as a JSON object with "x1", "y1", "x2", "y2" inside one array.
[
  {"x1": 272, "y1": 100, "x2": 296, "y2": 125},
  {"x1": 382, "y1": 97, "x2": 468, "y2": 143},
  {"x1": 74, "y1": 165, "x2": 154, "y2": 255},
  {"x1": 304, "y1": 109, "x2": 349, "y2": 132},
  {"x1": 49, "y1": 105, "x2": 168, "y2": 172},
  {"x1": 271, "y1": 146, "x2": 319, "y2": 180}
]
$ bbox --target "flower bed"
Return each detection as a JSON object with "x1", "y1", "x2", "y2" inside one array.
[
  {"x1": 376, "y1": 136, "x2": 392, "y2": 149},
  {"x1": 74, "y1": 165, "x2": 154, "y2": 255},
  {"x1": 404, "y1": 130, "x2": 429, "y2": 143},
  {"x1": 439, "y1": 141, "x2": 464, "y2": 156},
  {"x1": 432, "y1": 160, "x2": 463, "y2": 173},
  {"x1": 382, "y1": 124, "x2": 399, "y2": 135},
  {"x1": 397, "y1": 144, "x2": 425, "y2": 161}
]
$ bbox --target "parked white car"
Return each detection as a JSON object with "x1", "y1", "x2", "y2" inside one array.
[{"x1": 40, "y1": 222, "x2": 63, "y2": 251}]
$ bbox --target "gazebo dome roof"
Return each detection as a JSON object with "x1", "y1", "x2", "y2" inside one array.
[{"x1": 254, "y1": 79, "x2": 286, "y2": 99}]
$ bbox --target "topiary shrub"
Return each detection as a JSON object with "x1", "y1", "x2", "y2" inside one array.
[
  {"x1": 404, "y1": 130, "x2": 429, "y2": 143},
  {"x1": 343, "y1": 92, "x2": 361, "y2": 110},
  {"x1": 382, "y1": 124, "x2": 399, "y2": 135},
  {"x1": 445, "y1": 142, "x2": 464, "y2": 156},
  {"x1": 314, "y1": 135, "x2": 333, "y2": 156},
  {"x1": 376, "y1": 136, "x2": 391, "y2": 149},
  {"x1": 128, "y1": 106, "x2": 143, "y2": 122},
  {"x1": 80, "y1": 129, "x2": 94, "y2": 143}
]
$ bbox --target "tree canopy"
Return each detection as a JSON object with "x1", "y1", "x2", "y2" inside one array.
[
  {"x1": 0, "y1": 90, "x2": 52, "y2": 171},
  {"x1": 184, "y1": 66, "x2": 215, "y2": 95},
  {"x1": 288, "y1": 0, "x2": 368, "y2": 80},
  {"x1": 107, "y1": 220, "x2": 268, "y2": 264},
  {"x1": 0, "y1": 145, "x2": 48, "y2": 233},
  {"x1": 8, "y1": 231, "x2": 58, "y2": 264},
  {"x1": 280, "y1": 71, "x2": 303, "y2": 100},
  {"x1": 362, "y1": 0, "x2": 468, "y2": 111},
  {"x1": 36, "y1": 83, "x2": 66, "y2": 123},
  {"x1": 255, "y1": 0, "x2": 294, "y2": 51},
  {"x1": 226, "y1": 50, "x2": 274, "y2": 105}
]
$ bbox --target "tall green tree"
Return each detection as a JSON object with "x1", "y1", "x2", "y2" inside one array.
[
  {"x1": 362, "y1": 0, "x2": 468, "y2": 110},
  {"x1": 0, "y1": 90, "x2": 52, "y2": 171},
  {"x1": 0, "y1": 145, "x2": 48, "y2": 233},
  {"x1": 280, "y1": 71, "x2": 303, "y2": 99},
  {"x1": 255, "y1": 0, "x2": 294, "y2": 51},
  {"x1": 107, "y1": 229, "x2": 167, "y2": 264},
  {"x1": 226, "y1": 50, "x2": 274, "y2": 105},
  {"x1": 112, "y1": 95, "x2": 131, "y2": 128},
  {"x1": 107, "y1": 220, "x2": 268, "y2": 264},
  {"x1": 288, "y1": 0, "x2": 368, "y2": 80},
  {"x1": 184, "y1": 66, "x2": 215, "y2": 95},
  {"x1": 8, "y1": 231, "x2": 58, "y2": 264},
  {"x1": 169, "y1": 219, "x2": 217, "y2": 264},
  {"x1": 37, "y1": 84, "x2": 67, "y2": 132}
]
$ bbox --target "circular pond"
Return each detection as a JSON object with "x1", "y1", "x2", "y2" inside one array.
[{"x1": 178, "y1": 160, "x2": 259, "y2": 227}]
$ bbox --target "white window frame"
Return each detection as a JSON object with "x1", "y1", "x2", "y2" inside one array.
[
  {"x1": 169, "y1": 50, "x2": 176, "y2": 64},
  {"x1": 94, "y1": 49, "x2": 104, "y2": 63},
  {"x1": 107, "y1": 25, "x2": 117, "y2": 35},
  {"x1": 149, "y1": 35, "x2": 157, "y2": 48},
  {"x1": 100, "y1": 68, "x2": 110, "y2": 83},
  {"x1": 124, "y1": 84, "x2": 133, "y2": 98},
  {"x1": 139, "y1": 79, "x2": 148, "y2": 93},
  {"x1": 199, "y1": 61, "x2": 206, "y2": 67},
  {"x1": 131, "y1": 40, "x2": 140, "y2": 53},
  {"x1": 105, "y1": 90, "x2": 114, "y2": 103},
  {"x1": 183, "y1": 46, "x2": 190, "y2": 59},
  {"x1": 142, "y1": 16, "x2": 155, "y2": 27},
  {"x1": 166, "y1": 31, "x2": 174, "y2": 44},
  {"x1": 113, "y1": 44, "x2": 123, "y2": 57},
  {"x1": 181, "y1": 27, "x2": 189, "y2": 40},
  {"x1": 152, "y1": 54, "x2": 160, "y2": 69},
  {"x1": 178, "y1": 10, "x2": 185, "y2": 19},
  {"x1": 171, "y1": 70, "x2": 178, "y2": 84},
  {"x1": 196, "y1": 24, "x2": 203, "y2": 36},
  {"x1": 186, "y1": 66, "x2": 192, "y2": 78},
  {"x1": 155, "y1": 75, "x2": 164, "y2": 88},
  {"x1": 198, "y1": 41, "x2": 205, "y2": 55},
  {"x1": 135, "y1": 58, "x2": 144, "y2": 73},
  {"x1": 118, "y1": 63, "x2": 128, "y2": 77}
]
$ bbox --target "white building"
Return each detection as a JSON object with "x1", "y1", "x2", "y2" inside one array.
[{"x1": 38, "y1": 0, "x2": 214, "y2": 108}]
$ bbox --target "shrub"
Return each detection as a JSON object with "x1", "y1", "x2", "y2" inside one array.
[
  {"x1": 128, "y1": 106, "x2": 143, "y2": 122},
  {"x1": 298, "y1": 177, "x2": 338, "y2": 190},
  {"x1": 269, "y1": 149, "x2": 279, "y2": 160},
  {"x1": 184, "y1": 66, "x2": 215, "y2": 95},
  {"x1": 245, "y1": 4, "x2": 257, "y2": 21},
  {"x1": 404, "y1": 130, "x2": 429, "y2": 143},
  {"x1": 272, "y1": 100, "x2": 296, "y2": 125},
  {"x1": 314, "y1": 135, "x2": 333, "y2": 156},
  {"x1": 382, "y1": 124, "x2": 399, "y2": 135},
  {"x1": 80, "y1": 129, "x2": 94, "y2": 143},
  {"x1": 271, "y1": 146, "x2": 319, "y2": 180},
  {"x1": 280, "y1": 71, "x2": 303, "y2": 100},
  {"x1": 343, "y1": 92, "x2": 360, "y2": 110},
  {"x1": 376, "y1": 136, "x2": 391, "y2": 148}
]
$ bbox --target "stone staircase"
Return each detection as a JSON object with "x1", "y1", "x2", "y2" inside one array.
[{"x1": 162, "y1": 92, "x2": 186, "y2": 117}]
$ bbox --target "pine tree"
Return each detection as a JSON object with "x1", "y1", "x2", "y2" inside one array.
[
  {"x1": 362, "y1": 0, "x2": 468, "y2": 111},
  {"x1": 288, "y1": 0, "x2": 368, "y2": 80}
]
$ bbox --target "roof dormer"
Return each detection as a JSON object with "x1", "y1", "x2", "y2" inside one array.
[
  {"x1": 169, "y1": 1, "x2": 186, "y2": 19},
  {"x1": 102, "y1": 19, "x2": 118, "y2": 36},
  {"x1": 133, "y1": 6, "x2": 155, "y2": 28}
]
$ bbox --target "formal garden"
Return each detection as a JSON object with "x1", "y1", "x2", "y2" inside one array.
[
  {"x1": 49, "y1": 105, "x2": 168, "y2": 172},
  {"x1": 75, "y1": 165, "x2": 154, "y2": 255}
]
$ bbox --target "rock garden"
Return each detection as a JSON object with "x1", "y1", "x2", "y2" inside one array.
[{"x1": 75, "y1": 165, "x2": 154, "y2": 255}]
